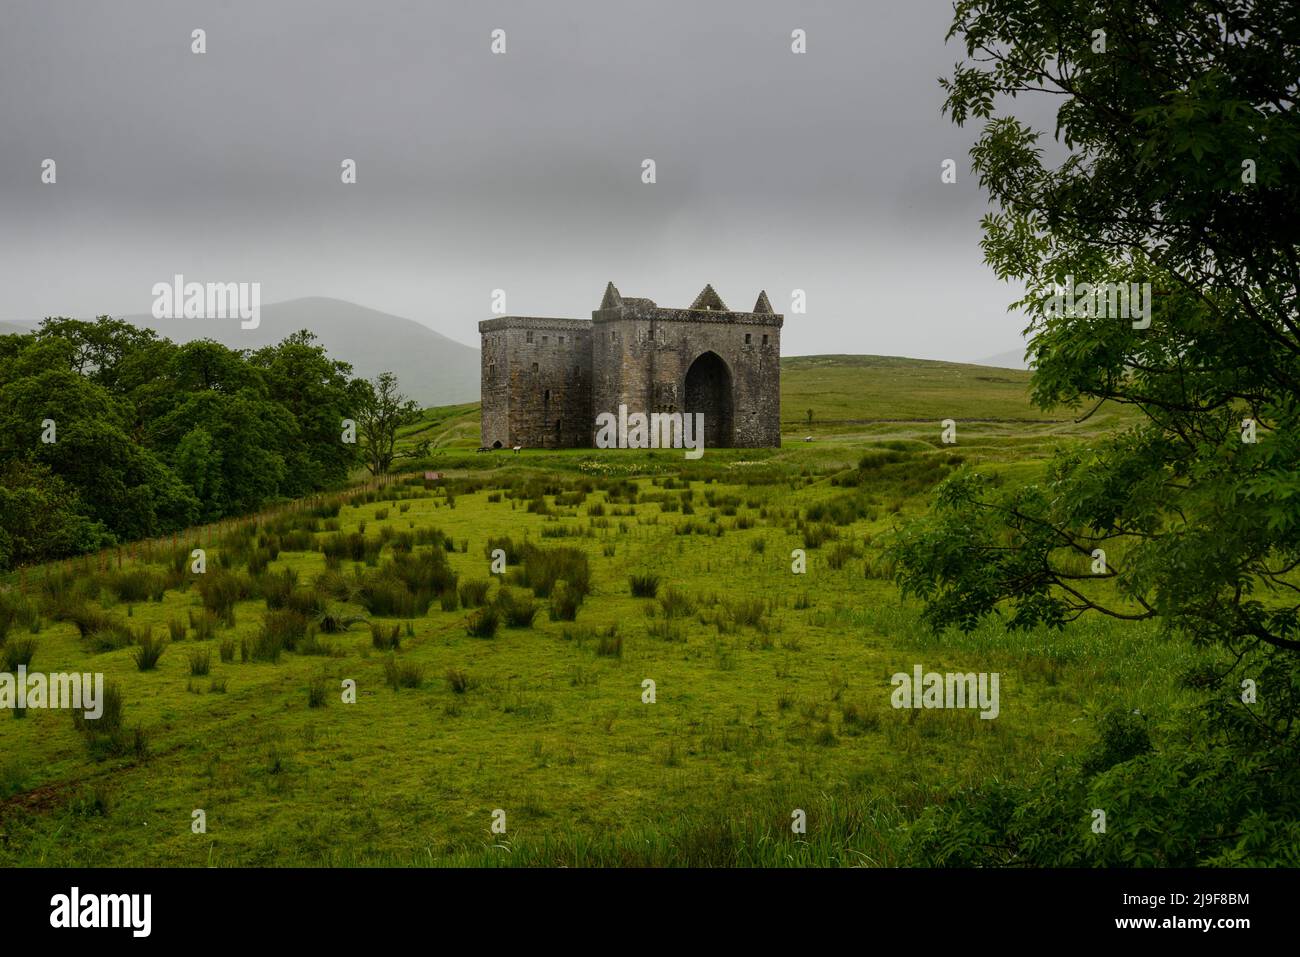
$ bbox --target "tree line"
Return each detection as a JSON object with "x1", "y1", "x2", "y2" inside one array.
[{"x1": 0, "y1": 318, "x2": 421, "y2": 571}]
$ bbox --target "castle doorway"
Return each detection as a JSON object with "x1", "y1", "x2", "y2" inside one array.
[{"x1": 684, "y1": 351, "x2": 734, "y2": 447}]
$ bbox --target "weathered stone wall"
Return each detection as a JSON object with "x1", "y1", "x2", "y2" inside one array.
[
  {"x1": 480, "y1": 287, "x2": 782, "y2": 449},
  {"x1": 591, "y1": 303, "x2": 782, "y2": 447},
  {"x1": 478, "y1": 316, "x2": 592, "y2": 448},
  {"x1": 479, "y1": 324, "x2": 510, "y2": 447}
]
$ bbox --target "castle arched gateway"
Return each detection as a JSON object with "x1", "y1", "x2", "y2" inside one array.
[
  {"x1": 683, "y1": 350, "x2": 734, "y2": 448},
  {"x1": 478, "y1": 283, "x2": 782, "y2": 449}
]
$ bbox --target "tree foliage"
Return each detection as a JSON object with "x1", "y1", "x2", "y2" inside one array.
[
  {"x1": 0, "y1": 320, "x2": 378, "y2": 569},
  {"x1": 892, "y1": 0, "x2": 1300, "y2": 864},
  {"x1": 355, "y1": 371, "x2": 421, "y2": 476}
]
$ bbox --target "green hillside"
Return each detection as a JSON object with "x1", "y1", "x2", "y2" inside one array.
[
  {"x1": 0, "y1": 352, "x2": 1176, "y2": 867},
  {"x1": 399, "y1": 354, "x2": 1129, "y2": 457}
]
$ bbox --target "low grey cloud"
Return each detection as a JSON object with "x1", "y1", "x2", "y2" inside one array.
[{"x1": 0, "y1": 0, "x2": 1056, "y2": 362}]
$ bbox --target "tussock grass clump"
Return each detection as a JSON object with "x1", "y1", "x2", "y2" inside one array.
[
  {"x1": 826, "y1": 542, "x2": 858, "y2": 570},
  {"x1": 131, "y1": 629, "x2": 166, "y2": 671},
  {"x1": 36, "y1": 567, "x2": 101, "y2": 614},
  {"x1": 800, "y1": 522, "x2": 838, "y2": 549},
  {"x1": 105, "y1": 568, "x2": 161, "y2": 604},
  {"x1": 310, "y1": 499, "x2": 341, "y2": 519},
  {"x1": 321, "y1": 532, "x2": 382, "y2": 565},
  {"x1": 540, "y1": 525, "x2": 587, "y2": 539},
  {"x1": 595, "y1": 631, "x2": 623, "y2": 658},
  {"x1": 445, "y1": 668, "x2": 471, "y2": 693},
  {"x1": 370, "y1": 622, "x2": 401, "y2": 651},
  {"x1": 219, "y1": 637, "x2": 236, "y2": 663},
  {"x1": 0, "y1": 592, "x2": 42, "y2": 637},
  {"x1": 250, "y1": 628, "x2": 283, "y2": 663},
  {"x1": 67, "y1": 785, "x2": 112, "y2": 818},
  {"x1": 647, "y1": 619, "x2": 687, "y2": 643},
  {"x1": 458, "y1": 580, "x2": 491, "y2": 608},
  {"x1": 629, "y1": 573, "x2": 660, "y2": 598},
  {"x1": 0, "y1": 594, "x2": 19, "y2": 644},
  {"x1": 657, "y1": 588, "x2": 695, "y2": 619},
  {"x1": 263, "y1": 609, "x2": 309, "y2": 652},
  {"x1": 188, "y1": 609, "x2": 218, "y2": 641},
  {"x1": 56, "y1": 604, "x2": 111, "y2": 639},
  {"x1": 297, "y1": 626, "x2": 333, "y2": 656},
  {"x1": 71, "y1": 682, "x2": 149, "y2": 760},
  {"x1": 864, "y1": 554, "x2": 895, "y2": 580},
  {"x1": 521, "y1": 545, "x2": 591, "y2": 601},
  {"x1": 805, "y1": 493, "x2": 872, "y2": 527},
  {"x1": 384, "y1": 656, "x2": 424, "y2": 690},
  {"x1": 2, "y1": 637, "x2": 37, "y2": 672},
  {"x1": 841, "y1": 702, "x2": 880, "y2": 735},
  {"x1": 168, "y1": 617, "x2": 187, "y2": 642},
  {"x1": 246, "y1": 549, "x2": 272, "y2": 576},
  {"x1": 168, "y1": 545, "x2": 196, "y2": 575},
  {"x1": 414, "y1": 526, "x2": 451, "y2": 549},
  {"x1": 857, "y1": 449, "x2": 908, "y2": 470},
  {"x1": 315, "y1": 606, "x2": 367, "y2": 634},
  {"x1": 465, "y1": 606, "x2": 499, "y2": 638},
  {"x1": 197, "y1": 569, "x2": 250, "y2": 625},
  {"x1": 307, "y1": 676, "x2": 328, "y2": 708},
  {"x1": 359, "y1": 577, "x2": 426, "y2": 617},
  {"x1": 188, "y1": 648, "x2": 211, "y2": 676},
  {"x1": 357, "y1": 549, "x2": 457, "y2": 617},
  {"x1": 284, "y1": 587, "x2": 325, "y2": 617},
  {"x1": 321, "y1": 531, "x2": 363, "y2": 562},
  {"x1": 723, "y1": 597, "x2": 766, "y2": 629},
  {"x1": 260, "y1": 568, "x2": 300, "y2": 609},
  {"x1": 496, "y1": 588, "x2": 540, "y2": 628},
  {"x1": 548, "y1": 580, "x2": 580, "y2": 621},
  {"x1": 484, "y1": 535, "x2": 525, "y2": 565},
  {"x1": 72, "y1": 682, "x2": 123, "y2": 736},
  {"x1": 280, "y1": 528, "x2": 315, "y2": 551},
  {"x1": 312, "y1": 570, "x2": 353, "y2": 603}
]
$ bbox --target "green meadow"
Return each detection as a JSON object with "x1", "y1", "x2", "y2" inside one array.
[{"x1": 0, "y1": 356, "x2": 1186, "y2": 867}]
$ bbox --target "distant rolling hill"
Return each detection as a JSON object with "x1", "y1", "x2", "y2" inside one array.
[
  {"x1": 4, "y1": 299, "x2": 479, "y2": 408},
  {"x1": 121, "y1": 297, "x2": 480, "y2": 407}
]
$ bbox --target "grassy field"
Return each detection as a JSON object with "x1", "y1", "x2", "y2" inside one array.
[
  {"x1": 0, "y1": 355, "x2": 1184, "y2": 867},
  {"x1": 400, "y1": 354, "x2": 1137, "y2": 456}
]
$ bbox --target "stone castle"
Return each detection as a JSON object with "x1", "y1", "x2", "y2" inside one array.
[{"x1": 479, "y1": 283, "x2": 782, "y2": 449}]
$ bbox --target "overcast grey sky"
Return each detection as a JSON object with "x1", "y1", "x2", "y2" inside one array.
[{"x1": 0, "y1": 0, "x2": 1046, "y2": 360}]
